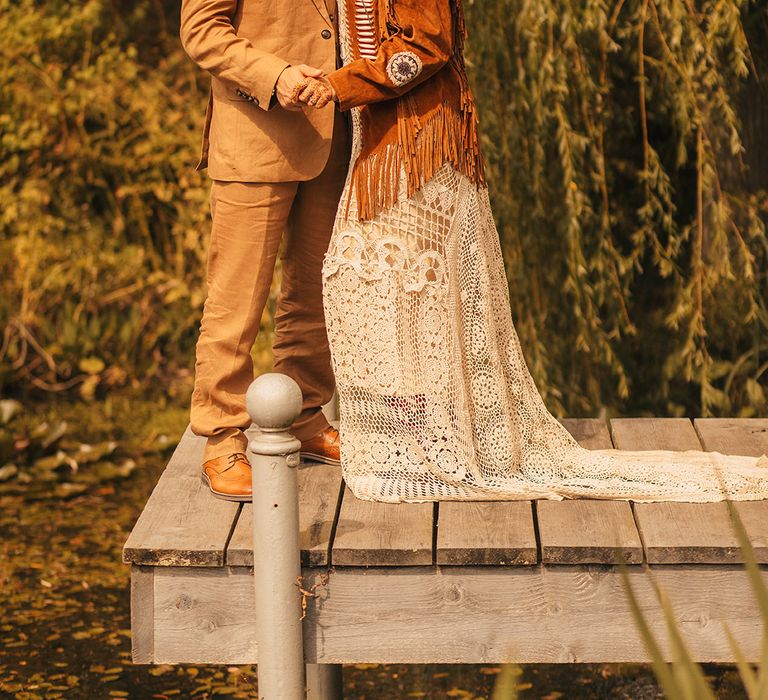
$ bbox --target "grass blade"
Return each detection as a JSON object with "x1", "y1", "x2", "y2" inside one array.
[
  {"x1": 650, "y1": 573, "x2": 717, "y2": 700},
  {"x1": 723, "y1": 621, "x2": 759, "y2": 698},
  {"x1": 619, "y1": 563, "x2": 682, "y2": 698},
  {"x1": 491, "y1": 663, "x2": 521, "y2": 700},
  {"x1": 723, "y1": 500, "x2": 768, "y2": 699}
]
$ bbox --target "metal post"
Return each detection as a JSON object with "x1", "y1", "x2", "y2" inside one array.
[
  {"x1": 306, "y1": 664, "x2": 343, "y2": 700},
  {"x1": 246, "y1": 372, "x2": 305, "y2": 700}
]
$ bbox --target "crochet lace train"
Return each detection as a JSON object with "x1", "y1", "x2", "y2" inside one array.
[{"x1": 320, "y1": 3, "x2": 768, "y2": 503}]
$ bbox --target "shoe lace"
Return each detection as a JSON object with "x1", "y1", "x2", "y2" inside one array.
[{"x1": 224, "y1": 452, "x2": 249, "y2": 471}]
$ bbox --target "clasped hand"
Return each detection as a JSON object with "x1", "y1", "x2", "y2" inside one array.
[{"x1": 275, "y1": 65, "x2": 336, "y2": 111}]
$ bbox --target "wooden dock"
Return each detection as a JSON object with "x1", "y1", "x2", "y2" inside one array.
[{"x1": 124, "y1": 416, "x2": 768, "y2": 666}]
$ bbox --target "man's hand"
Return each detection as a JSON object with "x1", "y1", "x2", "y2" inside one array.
[
  {"x1": 275, "y1": 65, "x2": 324, "y2": 111},
  {"x1": 295, "y1": 76, "x2": 337, "y2": 109}
]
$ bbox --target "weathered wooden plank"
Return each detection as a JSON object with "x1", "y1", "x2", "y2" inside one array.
[
  {"x1": 153, "y1": 567, "x2": 258, "y2": 664},
  {"x1": 695, "y1": 418, "x2": 768, "y2": 562},
  {"x1": 537, "y1": 500, "x2": 644, "y2": 565},
  {"x1": 611, "y1": 417, "x2": 703, "y2": 451},
  {"x1": 536, "y1": 419, "x2": 643, "y2": 564},
  {"x1": 150, "y1": 564, "x2": 768, "y2": 664},
  {"x1": 227, "y1": 463, "x2": 344, "y2": 567},
  {"x1": 122, "y1": 426, "x2": 241, "y2": 567},
  {"x1": 560, "y1": 417, "x2": 614, "y2": 450},
  {"x1": 130, "y1": 566, "x2": 154, "y2": 663},
  {"x1": 304, "y1": 565, "x2": 768, "y2": 664},
  {"x1": 436, "y1": 501, "x2": 536, "y2": 565},
  {"x1": 610, "y1": 418, "x2": 741, "y2": 564},
  {"x1": 332, "y1": 487, "x2": 434, "y2": 566},
  {"x1": 694, "y1": 418, "x2": 768, "y2": 457}
]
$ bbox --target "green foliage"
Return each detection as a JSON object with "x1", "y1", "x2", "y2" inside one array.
[
  {"x1": 1, "y1": 0, "x2": 766, "y2": 418},
  {"x1": 0, "y1": 397, "x2": 147, "y2": 498},
  {"x1": 1, "y1": 0, "x2": 214, "y2": 397},
  {"x1": 466, "y1": 0, "x2": 768, "y2": 416}
]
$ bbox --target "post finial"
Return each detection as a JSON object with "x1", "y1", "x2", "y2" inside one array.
[{"x1": 246, "y1": 372, "x2": 303, "y2": 432}]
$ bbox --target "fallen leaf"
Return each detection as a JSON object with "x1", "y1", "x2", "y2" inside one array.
[
  {"x1": 0, "y1": 399, "x2": 23, "y2": 425},
  {"x1": 0, "y1": 464, "x2": 18, "y2": 481},
  {"x1": 79, "y1": 357, "x2": 106, "y2": 375}
]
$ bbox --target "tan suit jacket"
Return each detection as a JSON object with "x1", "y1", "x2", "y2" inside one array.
[{"x1": 180, "y1": 0, "x2": 340, "y2": 182}]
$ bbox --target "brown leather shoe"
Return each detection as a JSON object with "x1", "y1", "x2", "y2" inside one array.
[
  {"x1": 300, "y1": 426, "x2": 340, "y2": 466},
  {"x1": 201, "y1": 452, "x2": 252, "y2": 502}
]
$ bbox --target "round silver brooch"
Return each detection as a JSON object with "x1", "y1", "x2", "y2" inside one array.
[{"x1": 385, "y1": 51, "x2": 423, "y2": 87}]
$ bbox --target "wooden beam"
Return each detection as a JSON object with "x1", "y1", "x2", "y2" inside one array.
[
  {"x1": 130, "y1": 566, "x2": 154, "y2": 663},
  {"x1": 148, "y1": 564, "x2": 768, "y2": 664},
  {"x1": 610, "y1": 418, "x2": 741, "y2": 564},
  {"x1": 536, "y1": 419, "x2": 643, "y2": 564},
  {"x1": 304, "y1": 565, "x2": 768, "y2": 663},
  {"x1": 122, "y1": 426, "x2": 241, "y2": 567},
  {"x1": 153, "y1": 567, "x2": 258, "y2": 664},
  {"x1": 227, "y1": 463, "x2": 344, "y2": 567}
]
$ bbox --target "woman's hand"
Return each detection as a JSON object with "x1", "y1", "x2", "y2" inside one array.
[
  {"x1": 292, "y1": 76, "x2": 336, "y2": 109},
  {"x1": 276, "y1": 65, "x2": 325, "y2": 111}
]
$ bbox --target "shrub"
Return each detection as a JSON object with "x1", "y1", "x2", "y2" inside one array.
[
  {"x1": 1, "y1": 0, "x2": 766, "y2": 418},
  {"x1": 466, "y1": 0, "x2": 768, "y2": 416},
  {"x1": 0, "y1": 0, "x2": 275, "y2": 399}
]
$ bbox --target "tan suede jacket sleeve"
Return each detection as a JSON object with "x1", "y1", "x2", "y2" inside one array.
[
  {"x1": 326, "y1": 0, "x2": 454, "y2": 111},
  {"x1": 179, "y1": 0, "x2": 289, "y2": 110}
]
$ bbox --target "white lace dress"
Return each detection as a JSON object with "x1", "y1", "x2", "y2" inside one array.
[{"x1": 320, "y1": 1, "x2": 768, "y2": 503}]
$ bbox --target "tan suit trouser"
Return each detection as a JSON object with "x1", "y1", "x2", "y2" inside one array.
[{"x1": 191, "y1": 111, "x2": 351, "y2": 462}]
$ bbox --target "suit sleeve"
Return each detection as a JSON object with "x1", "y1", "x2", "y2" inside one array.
[
  {"x1": 180, "y1": 0, "x2": 290, "y2": 111},
  {"x1": 326, "y1": 0, "x2": 454, "y2": 111}
]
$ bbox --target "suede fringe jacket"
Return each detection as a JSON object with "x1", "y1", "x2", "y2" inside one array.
[{"x1": 326, "y1": 0, "x2": 486, "y2": 221}]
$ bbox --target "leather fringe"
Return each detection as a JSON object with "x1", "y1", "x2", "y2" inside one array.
[
  {"x1": 350, "y1": 143, "x2": 402, "y2": 221},
  {"x1": 352, "y1": 100, "x2": 486, "y2": 221},
  {"x1": 351, "y1": 0, "x2": 486, "y2": 221}
]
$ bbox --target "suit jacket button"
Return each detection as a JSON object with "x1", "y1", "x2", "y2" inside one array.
[{"x1": 321, "y1": 28, "x2": 332, "y2": 39}]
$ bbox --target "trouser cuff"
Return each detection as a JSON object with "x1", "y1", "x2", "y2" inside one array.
[
  {"x1": 290, "y1": 409, "x2": 332, "y2": 443},
  {"x1": 202, "y1": 429, "x2": 249, "y2": 463}
]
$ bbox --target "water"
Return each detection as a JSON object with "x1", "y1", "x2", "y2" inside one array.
[{"x1": 0, "y1": 395, "x2": 747, "y2": 698}]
